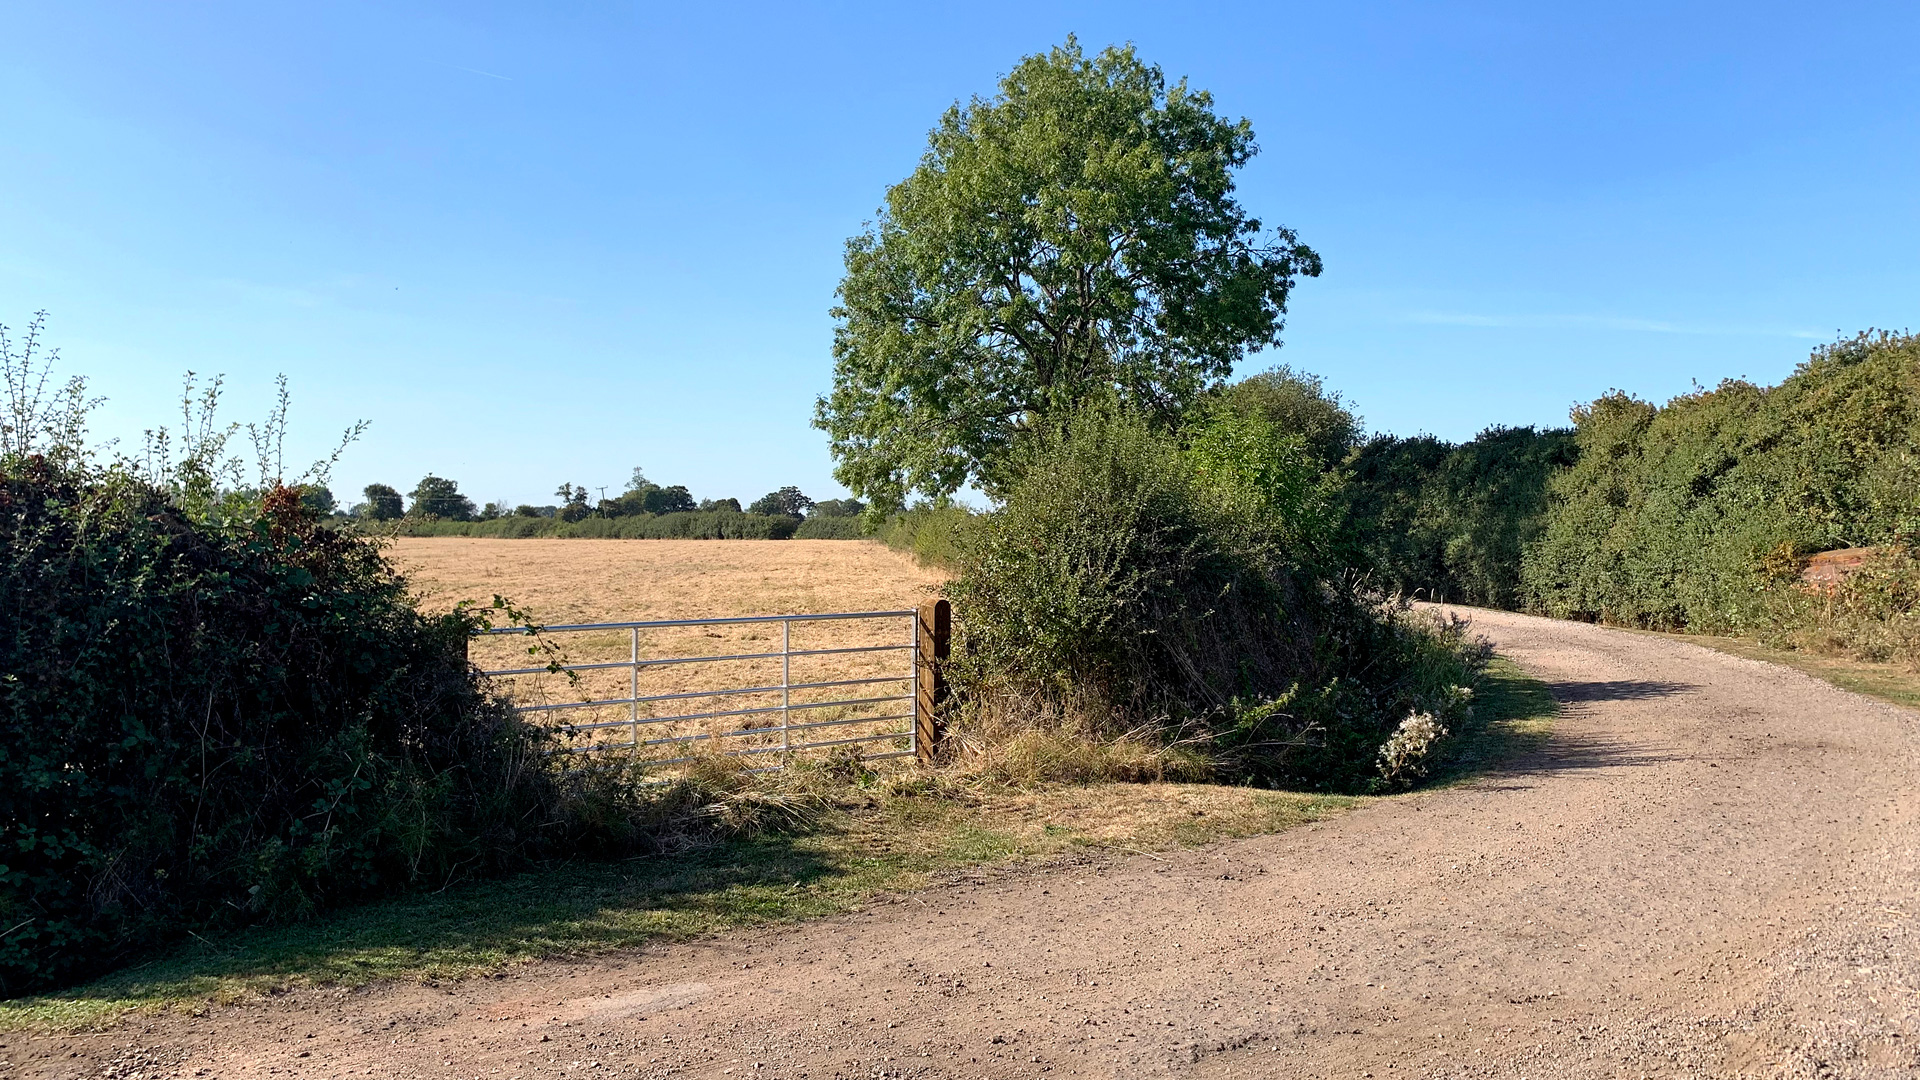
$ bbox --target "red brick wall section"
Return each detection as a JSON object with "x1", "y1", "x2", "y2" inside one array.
[{"x1": 1802, "y1": 547, "x2": 1878, "y2": 590}]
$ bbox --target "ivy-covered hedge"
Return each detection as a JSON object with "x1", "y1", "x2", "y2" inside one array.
[{"x1": 0, "y1": 465, "x2": 570, "y2": 993}]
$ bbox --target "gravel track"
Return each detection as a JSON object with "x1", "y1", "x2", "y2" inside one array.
[{"x1": 18, "y1": 607, "x2": 1920, "y2": 1079}]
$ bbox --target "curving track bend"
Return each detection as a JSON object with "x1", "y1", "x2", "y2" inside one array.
[{"x1": 24, "y1": 607, "x2": 1920, "y2": 1079}]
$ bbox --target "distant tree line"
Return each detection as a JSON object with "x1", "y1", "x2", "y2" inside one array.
[{"x1": 342, "y1": 467, "x2": 864, "y2": 528}]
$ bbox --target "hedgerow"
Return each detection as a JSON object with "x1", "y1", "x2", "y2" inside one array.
[
  {"x1": 942, "y1": 405, "x2": 1486, "y2": 792},
  {"x1": 875, "y1": 504, "x2": 976, "y2": 567},
  {"x1": 1524, "y1": 331, "x2": 1920, "y2": 633},
  {"x1": 1342, "y1": 426, "x2": 1576, "y2": 608},
  {"x1": 0, "y1": 466, "x2": 583, "y2": 993},
  {"x1": 793, "y1": 514, "x2": 866, "y2": 539},
  {"x1": 394, "y1": 511, "x2": 800, "y2": 540}
]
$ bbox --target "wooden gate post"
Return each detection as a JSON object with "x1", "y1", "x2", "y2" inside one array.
[{"x1": 914, "y1": 599, "x2": 950, "y2": 765}]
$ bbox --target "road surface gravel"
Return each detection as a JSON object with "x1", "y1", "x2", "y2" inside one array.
[{"x1": 17, "y1": 607, "x2": 1920, "y2": 1079}]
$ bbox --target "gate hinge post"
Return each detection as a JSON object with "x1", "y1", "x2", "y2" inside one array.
[{"x1": 914, "y1": 599, "x2": 950, "y2": 766}]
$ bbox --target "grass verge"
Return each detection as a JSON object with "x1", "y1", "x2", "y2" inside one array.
[
  {"x1": 1428, "y1": 657, "x2": 1558, "y2": 781},
  {"x1": 1, "y1": 660, "x2": 1554, "y2": 1033},
  {"x1": 1631, "y1": 629, "x2": 1920, "y2": 712}
]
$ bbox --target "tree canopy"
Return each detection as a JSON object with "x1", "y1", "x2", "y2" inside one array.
[
  {"x1": 360, "y1": 483, "x2": 403, "y2": 521},
  {"x1": 814, "y1": 38, "x2": 1321, "y2": 508},
  {"x1": 750, "y1": 486, "x2": 815, "y2": 518},
  {"x1": 408, "y1": 475, "x2": 474, "y2": 520},
  {"x1": 1210, "y1": 366, "x2": 1361, "y2": 471}
]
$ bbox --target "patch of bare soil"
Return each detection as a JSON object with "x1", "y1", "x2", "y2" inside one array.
[{"x1": 17, "y1": 608, "x2": 1920, "y2": 1078}]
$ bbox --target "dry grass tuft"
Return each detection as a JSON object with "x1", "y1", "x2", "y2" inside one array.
[
  {"x1": 554, "y1": 749, "x2": 831, "y2": 854},
  {"x1": 953, "y1": 730, "x2": 1212, "y2": 786},
  {"x1": 934, "y1": 683, "x2": 1211, "y2": 786}
]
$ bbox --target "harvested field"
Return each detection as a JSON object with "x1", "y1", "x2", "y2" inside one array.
[
  {"x1": 390, "y1": 538, "x2": 948, "y2": 623},
  {"x1": 389, "y1": 538, "x2": 949, "y2": 763}
]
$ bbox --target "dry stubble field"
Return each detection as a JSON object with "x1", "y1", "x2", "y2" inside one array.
[
  {"x1": 391, "y1": 537, "x2": 948, "y2": 623},
  {"x1": 389, "y1": 538, "x2": 950, "y2": 762}
]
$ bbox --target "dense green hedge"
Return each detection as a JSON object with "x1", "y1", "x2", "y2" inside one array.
[
  {"x1": 946, "y1": 405, "x2": 1484, "y2": 792},
  {"x1": 1524, "y1": 331, "x2": 1920, "y2": 630},
  {"x1": 793, "y1": 514, "x2": 866, "y2": 539},
  {"x1": 395, "y1": 511, "x2": 802, "y2": 540},
  {"x1": 875, "y1": 504, "x2": 975, "y2": 565},
  {"x1": 0, "y1": 470, "x2": 577, "y2": 993},
  {"x1": 1341, "y1": 427, "x2": 1576, "y2": 609},
  {"x1": 1325, "y1": 331, "x2": 1920, "y2": 658}
]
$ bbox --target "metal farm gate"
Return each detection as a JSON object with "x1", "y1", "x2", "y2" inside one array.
[{"x1": 475, "y1": 600, "x2": 948, "y2": 768}]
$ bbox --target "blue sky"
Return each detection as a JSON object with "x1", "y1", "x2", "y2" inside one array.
[{"x1": 3, "y1": 2, "x2": 1916, "y2": 509}]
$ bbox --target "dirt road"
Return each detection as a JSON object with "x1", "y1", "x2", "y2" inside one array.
[{"x1": 22, "y1": 608, "x2": 1920, "y2": 1078}]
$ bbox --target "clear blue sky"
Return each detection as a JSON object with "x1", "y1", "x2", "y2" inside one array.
[{"x1": 4, "y1": 2, "x2": 1916, "y2": 509}]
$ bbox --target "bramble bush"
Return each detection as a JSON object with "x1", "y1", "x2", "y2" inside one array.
[
  {"x1": 0, "y1": 316, "x2": 829, "y2": 994},
  {"x1": 0, "y1": 465, "x2": 587, "y2": 993}
]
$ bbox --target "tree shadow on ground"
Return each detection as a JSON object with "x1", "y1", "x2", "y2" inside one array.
[
  {"x1": 1427, "y1": 661, "x2": 1683, "y2": 791},
  {"x1": 1446, "y1": 671, "x2": 1687, "y2": 790},
  {"x1": 1489, "y1": 730, "x2": 1682, "y2": 777},
  {"x1": 1423, "y1": 659, "x2": 1559, "y2": 785},
  {"x1": 20, "y1": 831, "x2": 858, "y2": 1020},
  {"x1": 1548, "y1": 678, "x2": 1695, "y2": 703}
]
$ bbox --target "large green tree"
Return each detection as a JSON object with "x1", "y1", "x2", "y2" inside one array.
[
  {"x1": 815, "y1": 39, "x2": 1320, "y2": 508},
  {"x1": 360, "y1": 483, "x2": 403, "y2": 521},
  {"x1": 407, "y1": 475, "x2": 474, "y2": 521}
]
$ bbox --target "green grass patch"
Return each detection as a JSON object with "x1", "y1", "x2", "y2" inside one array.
[
  {"x1": 1427, "y1": 656, "x2": 1559, "y2": 783},
  {"x1": 1, "y1": 658, "x2": 1556, "y2": 1033}
]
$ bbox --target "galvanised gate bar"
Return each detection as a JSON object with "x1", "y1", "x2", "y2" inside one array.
[{"x1": 476, "y1": 601, "x2": 948, "y2": 768}]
